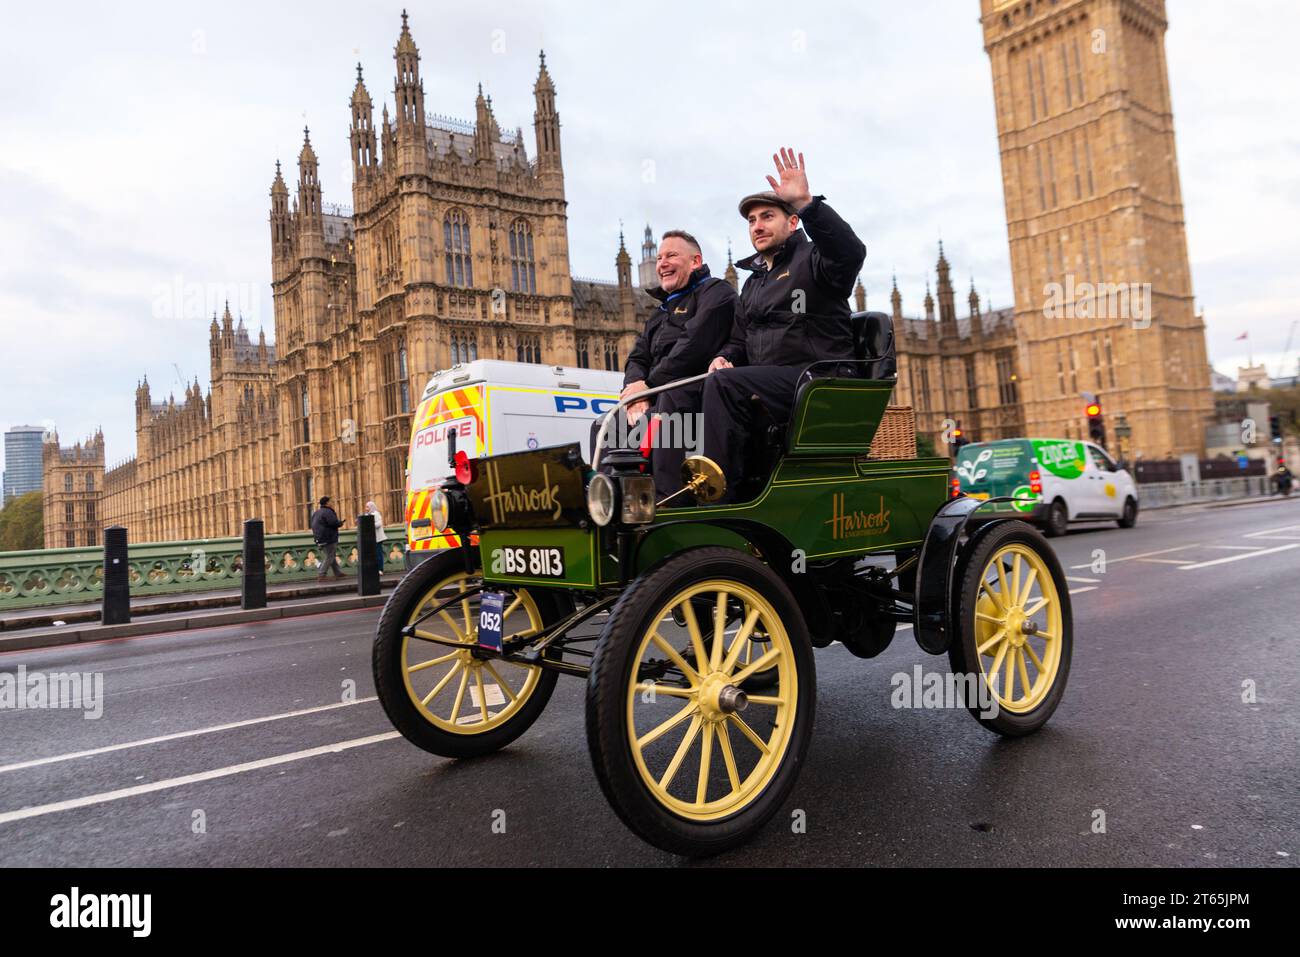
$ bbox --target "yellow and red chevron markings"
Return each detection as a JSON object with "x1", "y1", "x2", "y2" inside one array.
[{"x1": 406, "y1": 385, "x2": 485, "y2": 553}]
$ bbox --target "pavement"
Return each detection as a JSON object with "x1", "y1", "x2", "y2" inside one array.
[{"x1": 0, "y1": 496, "x2": 1297, "y2": 867}]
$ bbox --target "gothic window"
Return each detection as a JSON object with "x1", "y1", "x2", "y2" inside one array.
[
  {"x1": 382, "y1": 337, "x2": 411, "y2": 416},
  {"x1": 86, "y1": 500, "x2": 96, "y2": 524},
  {"x1": 1046, "y1": 139, "x2": 1058, "y2": 207},
  {"x1": 916, "y1": 363, "x2": 931, "y2": 413},
  {"x1": 64, "y1": 473, "x2": 72, "y2": 492},
  {"x1": 1025, "y1": 58, "x2": 1037, "y2": 124},
  {"x1": 66, "y1": 531, "x2": 75, "y2": 549},
  {"x1": 444, "y1": 210, "x2": 474, "y2": 287},
  {"x1": 576, "y1": 338, "x2": 590, "y2": 369},
  {"x1": 65, "y1": 502, "x2": 74, "y2": 523},
  {"x1": 1105, "y1": 335, "x2": 1117, "y2": 389},
  {"x1": 87, "y1": 528, "x2": 97, "y2": 547},
  {"x1": 964, "y1": 356, "x2": 978, "y2": 410},
  {"x1": 996, "y1": 351, "x2": 1019, "y2": 406},
  {"x1": 86, "y1": 472, "x2": 95, "y2": 492},
  {"x1": 1071, "y1": 38, "x2": 1086, "y2": 101},
  {"x1": 1071, "y1": 135, "x2": 1083, "y2": 200},
  {"x1": 603, "y1": 341, "x2": 619, "y2": 371},
  {"x1": 386, "y1": 450, "x2": 405, "y2": 520},
  {"x1": 451, "y1": 332, "x2": 478, "y2": 366},
  {"x1": 1061, "y1": 44, "x2": 1073, "y2": 109},
  {"x1": 509, "y1": 219, "x2": 537, "y2": 294},
  {"x1": 516, "y1": 335, "x2": 541, "y2": 364},
  {"x1": 300, "y1": 382, "x2": 311, "y2": 444}
]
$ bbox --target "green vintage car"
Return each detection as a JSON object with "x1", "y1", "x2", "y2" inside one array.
[{"x1": 371, "y1": 313, "x2": 1073, "y2": 857}]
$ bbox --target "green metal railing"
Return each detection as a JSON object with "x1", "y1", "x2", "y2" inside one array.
[{"x1": 0, "y1": 527, "x2": 406, "y2": 611}]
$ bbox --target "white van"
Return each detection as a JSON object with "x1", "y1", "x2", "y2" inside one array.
[
  {"x1": 404, "y1": 360, "x2": 623, "y2": 560},
  {"x1": 953, "y1": 437, "x2": 1139, "y2": 536}
]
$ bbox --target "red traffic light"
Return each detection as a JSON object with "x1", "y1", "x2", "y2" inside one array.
[
  {"x1": 1085, "y1": 403, "x2": 1101, "y2": 417},
  {"x1": 952, "y1": 428, "x2": 963, "y2": 438}
]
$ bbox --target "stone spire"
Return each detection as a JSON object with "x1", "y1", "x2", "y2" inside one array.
[
  {"x1": 853, "y1": 276, "x2": 866, "y2": 313},
  {"x1": 724, "y1": 242, "x2": 738, "y2": 291},
  {"x1": 533, "y1": 50, "x2": 562, "y2": 176}
]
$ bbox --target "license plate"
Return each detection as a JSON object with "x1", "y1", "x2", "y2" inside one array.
[
  {"x1": 478, "y1": 590, "x2": 505, "y2": 651},
  {"x1": 494, "y1": 546, "x2": 566, "y2": 579}
]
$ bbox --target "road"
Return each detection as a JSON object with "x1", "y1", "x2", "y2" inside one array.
[{"x1": 2, "y1": 498, "x2": 1297, "y2": 867}]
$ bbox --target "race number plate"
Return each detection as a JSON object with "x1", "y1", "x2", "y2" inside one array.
[
  {"x1": 478, "y1": 591, "x2": 505, "y2": 652},
  {"x1": 496, "y1": 546, "x2": 566, "y2": 579}
]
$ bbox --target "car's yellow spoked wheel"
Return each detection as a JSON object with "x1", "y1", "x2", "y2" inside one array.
[
  {"x1": 627, "y1": 580, "x2": 796, "y2": 822},
  {"x1": 374, "y1": 550, "x2": 561, "y2": 759},
  {"x1": 971, "y1": 543, "x2": 1063, "y2": 714},
  {"x1": 401, "y1": 570, "x2": 546, "y2": 734},
  {"x1": 586, "y1": 547, "x2": 815, "y2": 857}
]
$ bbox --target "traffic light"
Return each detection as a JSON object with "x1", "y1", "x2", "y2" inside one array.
[
  {"x1": 1085, "y1": 397, "x2": 1105, "y2": 446},
  {"x1": 1271, "y1": 415, "x2": 1283, "y2": 445},
  {"x1": 952, "y1": 424, "x2": 970, "y2": 449}
]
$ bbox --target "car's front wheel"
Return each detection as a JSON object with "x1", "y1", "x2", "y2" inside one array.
[
  {"x1": 586, "y1": 547, "x2": 815, "y2": 857},
  {"x1": 1117, "y1": 496, "x2": 1138, "y2": 528}
]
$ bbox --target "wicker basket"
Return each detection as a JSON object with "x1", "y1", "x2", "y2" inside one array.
[{"x1": 868, "y1": 405, "x2": 917, "y2": 460}]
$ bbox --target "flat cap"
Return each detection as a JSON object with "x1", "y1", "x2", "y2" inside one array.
[{"x1": 738, "y1": 190, "x2": 797, "y2": 219}]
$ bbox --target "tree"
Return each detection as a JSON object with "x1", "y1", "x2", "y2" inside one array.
[
  {"x1": 0, "y1": 491, "x2": 44, "y2": 552},
  {"x1": 917, "y1": 432, "x2": 938, "y2": 458}
]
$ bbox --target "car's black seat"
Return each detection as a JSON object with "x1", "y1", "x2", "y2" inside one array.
[{"x1": 851, "y1": 311, "x2": 896, "y2": 380}]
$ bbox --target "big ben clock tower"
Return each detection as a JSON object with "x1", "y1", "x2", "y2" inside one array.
[{"x1": 979, "y1": 0, "x2": 1212, "y2": 458}]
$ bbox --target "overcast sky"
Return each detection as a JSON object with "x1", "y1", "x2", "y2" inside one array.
[{"x1": 1, "y1": 0, "x2": 1296, "y2": 471}]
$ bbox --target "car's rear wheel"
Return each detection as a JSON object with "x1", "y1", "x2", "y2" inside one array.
[
  {"x1": 586, "y1": 547, "x2": 815, "y2": 857},
  {"x1": 1117, "y1": 496, "x2": 1138, "y2": 528},
  {"x1": 373, "y1": 549, "x2": 561, "y2": 759},
  {"x1": 1043, "y1": 498, "x2": 1069, "y2": 537},
  {"x1": 949, "y1": 521, "x2": 1072, "y2": 737}
]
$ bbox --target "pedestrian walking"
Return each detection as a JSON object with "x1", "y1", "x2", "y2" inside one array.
[
  {"x1": 310, "y1": 496, "x2": 346, "y2": 580},
  {"x1": 365, "y1": 500, "x2": 388, "y2": 574}
]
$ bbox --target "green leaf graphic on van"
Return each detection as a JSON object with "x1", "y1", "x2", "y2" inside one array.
[
  {"x1": 1032, "y1": 439, "x2": 1087, "y2": 479},
  {"x1": 955, "y1": 447, "x2": 994, "y2": 483}
]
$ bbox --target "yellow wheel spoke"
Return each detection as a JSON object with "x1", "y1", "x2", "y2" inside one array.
[
  {"x1": 482, "y1": 660, "x2": 518, "y2": 703},
  {"x1": 637, "y1": 701, "x2": 698, "y2": 749},
  {"x1": 1016, "y1": 647, "x2": 1032, "y2": 700},
  {"x1": 449, "y1": 667, "x2": 470, "y2": 721},
  {"x1": 659, "y1": 715, "x2": 703, "y2": 791},
  {"x1": 408, "y1": 650, "x2": 459, "y2": 672},
  {"x1": 977, "y1": 627, "x2": 1008, "y2": 656},
  {"x1": 745, "y1": 694, "x2": 786, "y2": 707},
  {"x1": 975, "y1": 612, "x2": 1003, "y2": 625},
  {"x1": 727, "y1": 713, "x2": 770, "y2": 755},
  {"x1": 710, "y1": 591, "x2": 728, "y2": 672},
  {"x1": 994, "y1": 560, "x2": 1011, "y2": 610},
  {"x1": 474, "y1": 667, "x2": 490, "y2": 723},
  {"x1": 1035, "y1": 631, "x2": 1056, "y2": 642},
  {"x1": 502, "y1": 594, "x2": 523, "y2": 621},
  {"x1": 731, "y1": 647, "x2": 780, "y2": 686},
  {"x1": 458, "y1": 580, "x2": 474, "y2": 641},
  {"x1": 988, "y1": 641, "x2": 1009, "y2": 682},
  {"x1": 650, "y1": 631, "x2": 701, "y2": 685},
  {"x1": 1010, "y1": 554, "x2": 1022, "y2": 607},
  {"x1": 635, "y1": 682, "x2": 695, "y2": 699},
  {"x1": 1017, "y1": 566, "x2": 1039, "y2": 607},
  {"x1": 722, "y1": 608, "x2": 762, "y2": 675},
  {"x1": 1023, "y1": 641, "x2": 1044, "y2": 671},
  {"x1": 1023, "y1": 597, "x2": 1050, "y2": 617},
  {"x1": 421, "y1": 659, "x2": 463, "y2": 706},
  {"x1": 1004, "y1": 643, "x2": 1016, "y2": 700},
  {"x1": 680, "y1": 600, "x2": 709, "y2": 676},
  {"x1": 696, "y1": 723, "x2": 715, "y2": 805},
  {"x1": 717, "y1": 720, "x2": 741, "y2": 794},
  {"x1": 437, "y1": 610, "x2": 470, "y2": 643}
]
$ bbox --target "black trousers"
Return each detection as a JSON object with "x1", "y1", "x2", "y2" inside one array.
[
  {"x1": 699, "y1": 366, "x2": 804, "y2": 503},
  {"x1": 589, "y1": 383, "x2": 704, "y2": 499}
]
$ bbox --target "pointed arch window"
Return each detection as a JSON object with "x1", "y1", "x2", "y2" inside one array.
[
  {"x1": 516, "y1": 335, "x2": 541, "y2": 365},
  {"x1": 451, "y1": 332, "x2": 479, "y2": 366},
  {"x1": 444, "y1": 210, "x2": 474, "y2": 287},
  {"x1": 509, "y1": 219, "x2": 537, "y2": 294}
]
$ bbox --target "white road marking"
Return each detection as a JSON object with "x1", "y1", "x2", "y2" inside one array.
[
  {"x1": 1177, "y1": 543, "x2": 1300, "y2": 571},
  {"x1": 1066, "y1": 576, "x2": 1101, "y2": 583},
  {"x1": 1137, "y1": 558, "x2": 1196, "y2": 565},
  {"x1": 1068, "y1": 586, "x2": 1098, "y2": 595},
  {"x1": 0, "y1": 732, "x2": 401, "y2": 826},
  {"x1": 1069, "y1": 544, "x2": 1200, "y2": 569},
  {"x1": 0, "y1": 697, "x2": 379, "y2": 774},
  {"x1": 1243, "y1": 523, "x2": 1300, "y2": 539},
  {"x1": 1206, "y1": 545, "x2": 1266, "y2": 551}
]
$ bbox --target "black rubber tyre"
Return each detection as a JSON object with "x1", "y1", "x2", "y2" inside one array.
[
  {"x1": 1043, "y1": 498, "x2": 1069, "y2": 538},
  {"x1": 373, "y1": 549, "x2": 562, "y2": 759},
  {"x1": 948, "y1": 521, "x2": 1072, "y2": 737},
  {"x1": 1117, "y1": 496, "x2": 1138, "y2": 528},
  {"x1": 586, "y1": 547, "x2": 815, "y2": 857}
]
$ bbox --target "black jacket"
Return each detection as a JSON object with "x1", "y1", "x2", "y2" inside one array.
[
  {"x1": 722, "y1": 197, "x2": 866, "y2": 368},
  {"x1": 310, "y1": 506, "x2": 342, "y2": 545},
  {"x1": 624, "y1": 265, "x2": 737, "y2": 389}
]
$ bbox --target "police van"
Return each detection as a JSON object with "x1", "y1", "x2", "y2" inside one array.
[
  {"x1": 953, "y1": 437, "x2": 1140, "y2": 537},
  {"x1": 404, "y1": 360, "x2": 623, "y2": 562}
]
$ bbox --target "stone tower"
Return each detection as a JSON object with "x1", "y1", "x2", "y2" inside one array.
[
  {"x1": 979, "y1": 0, "x2": 1211, "y2": 457},
  {"x1": 638, "y1": 224, "x2": 658, "y2": 289}
]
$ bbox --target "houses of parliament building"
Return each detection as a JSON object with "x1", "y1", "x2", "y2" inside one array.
[{"x1": 45, "y1": 1, "x2": 1212, "y2": 547}]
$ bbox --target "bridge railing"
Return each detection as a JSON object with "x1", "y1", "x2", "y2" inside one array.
[{"x1": 0, "y1": 527, "x2": 406, "y2": 611}]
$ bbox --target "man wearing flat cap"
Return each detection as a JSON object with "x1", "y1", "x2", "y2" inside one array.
[{"x1": 698, "y1": 148, "x2": 867, "y2": 502}]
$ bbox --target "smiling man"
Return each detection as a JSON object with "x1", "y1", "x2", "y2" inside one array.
[
  {"x1": 607, "y1": 230, "x2": 737, "y2": 497},
  {"x1": 699, "y1": 148, "x2": 867, "y2": 502}
]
